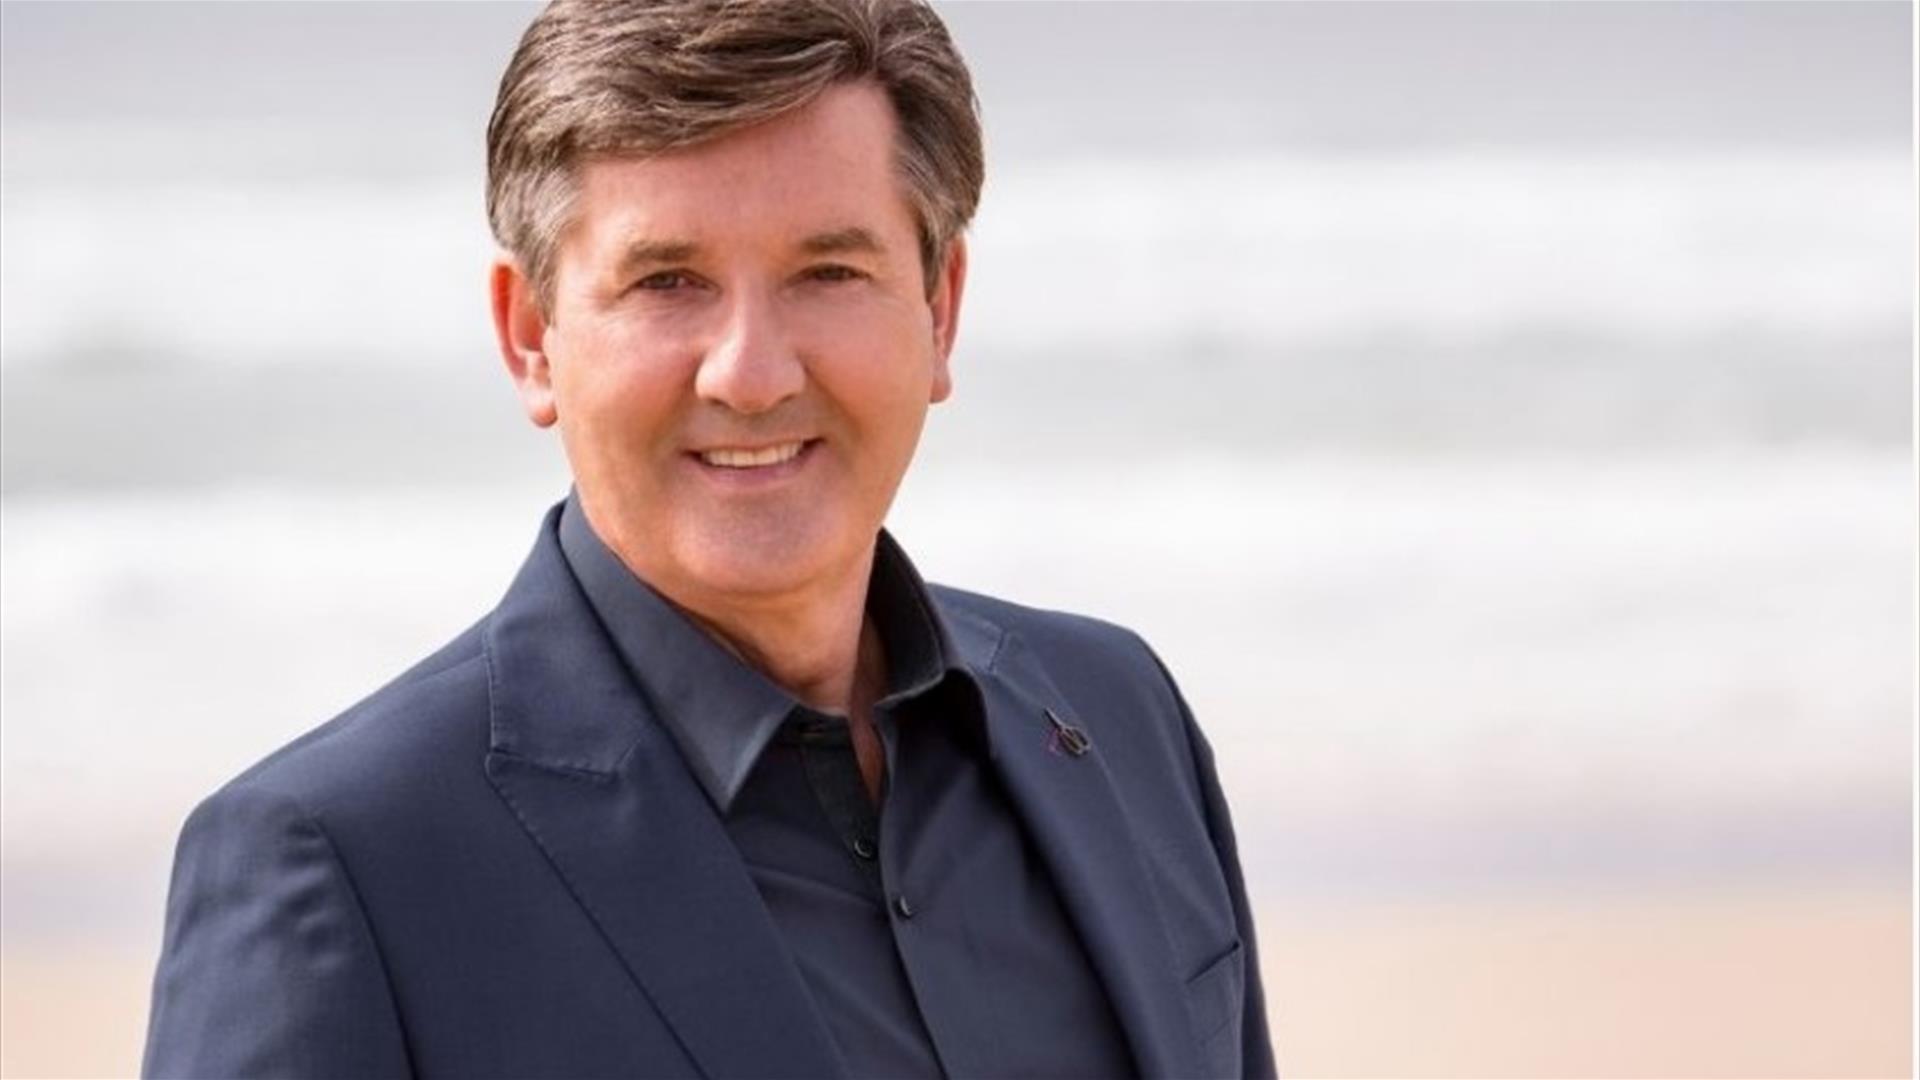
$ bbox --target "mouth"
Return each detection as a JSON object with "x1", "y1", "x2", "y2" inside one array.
[{"x1": 686, "y1": 438, "x2": 821, "y2": 477}]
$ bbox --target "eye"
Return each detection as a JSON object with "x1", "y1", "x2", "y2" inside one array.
[
  {"x1": 632, "y1": 270, "x2": 699, "y2": 292},
  {"x1": 805, "y1": 264, "x2": 867, "y2": 284}
]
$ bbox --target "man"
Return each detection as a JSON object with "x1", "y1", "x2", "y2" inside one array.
[{"x1": 142, "y1": 1, "x2": 1275, "y2": 1076}]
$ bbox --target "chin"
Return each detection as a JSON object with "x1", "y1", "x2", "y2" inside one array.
[{"x1": 673, "y1": 516, "x2": 857, "y2": 599}]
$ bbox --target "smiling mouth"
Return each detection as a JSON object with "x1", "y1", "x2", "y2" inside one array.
[{"x1": 693, "y1": 440, "x2": 816, "y2": 469}]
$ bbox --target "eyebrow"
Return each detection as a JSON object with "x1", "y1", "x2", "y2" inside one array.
[
  {"x1": 614, "y1": 238, "x2": 701, "y2": 278},
  {"x1": 610, "y1": 226, "x2": 887, "y2": 279},
  {"x1": 798, "y1": 227, "x2": 886, "y2": 258}
]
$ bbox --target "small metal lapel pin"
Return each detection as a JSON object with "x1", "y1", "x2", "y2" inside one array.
[{"x1": 1043, "y1": 707, "x2": 1092, "y2": 757}]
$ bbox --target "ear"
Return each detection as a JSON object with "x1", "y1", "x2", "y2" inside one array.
[
  {"x1": 927, "y1": 235, "x2": 967, "y2": 405},
  {"x1": 489, "y1": 255, "x2": 558, "y2": 428}
]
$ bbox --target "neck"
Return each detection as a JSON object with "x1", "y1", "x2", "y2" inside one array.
[{"x1": 657, "y1": 545, "x2": 885, "y2": 715}]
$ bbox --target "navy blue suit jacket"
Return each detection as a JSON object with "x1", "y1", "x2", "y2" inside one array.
[{"x1": 143, "y1": 504, "x2": 1277, "y2": 1078}]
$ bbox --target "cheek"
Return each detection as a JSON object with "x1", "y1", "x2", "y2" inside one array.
[
  {"x1": 800, "y1": 303, "x2": 937, "y2": 401},
  {"x1": 549, "y1": 324, "x2": 687, "y2": 449}
]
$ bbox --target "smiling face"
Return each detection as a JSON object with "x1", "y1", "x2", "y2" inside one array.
[{"x1": 492, "y1": 81, "x2": 965, "y2": 610}]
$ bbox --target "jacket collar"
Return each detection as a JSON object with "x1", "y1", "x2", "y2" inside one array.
[{"x1": 483, "y1": 500, "x2": 1207, "y2": 1079}]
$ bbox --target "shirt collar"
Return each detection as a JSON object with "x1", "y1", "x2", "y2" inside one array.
[{"x1": 557, "y1": 492, "x2": 962, "y2": 814}]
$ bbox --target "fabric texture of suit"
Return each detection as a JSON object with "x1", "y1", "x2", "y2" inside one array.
[{"x1": 143, "y1": 502, "x2": 1278, "y2": 1078}]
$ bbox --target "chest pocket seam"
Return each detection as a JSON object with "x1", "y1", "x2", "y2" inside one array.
[{"x1": 1184, "y1": 936, "x2": 1245, "y2": 1046}]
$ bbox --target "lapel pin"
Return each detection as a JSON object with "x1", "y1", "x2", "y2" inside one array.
[{"x1": 1043, "y1": 707, "x2": 1092, "y2": 757}]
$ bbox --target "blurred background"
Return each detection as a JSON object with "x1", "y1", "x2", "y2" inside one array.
[{"x1": 2, "y1": 2, "x2": 1912, "y2": 1076}]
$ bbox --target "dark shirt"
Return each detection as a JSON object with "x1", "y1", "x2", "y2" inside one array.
[{"x1": 558, "y1": 496, "x2": 1135, "y2": 1079}]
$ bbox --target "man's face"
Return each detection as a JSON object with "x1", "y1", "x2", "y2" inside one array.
[{"x1": 496, "y1": 81, "x2": 965, "y2": 605}]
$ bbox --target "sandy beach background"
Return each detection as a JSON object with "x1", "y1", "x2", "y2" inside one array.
[{"x1": 3, "y1": 3, "x2": 1912, "y2": 1076}]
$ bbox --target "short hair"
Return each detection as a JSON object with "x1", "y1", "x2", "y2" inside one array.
[{"x1": 486, "y1": 0, "x2": 984, "y2": 308}]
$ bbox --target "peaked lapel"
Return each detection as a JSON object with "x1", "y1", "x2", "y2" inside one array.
[
  {"x1": 481, "y1": 507, "x2": 843, "y2": 1080},
  {"x1": 940, "y1": 602, "x2": 1209, "y2": 1079}
]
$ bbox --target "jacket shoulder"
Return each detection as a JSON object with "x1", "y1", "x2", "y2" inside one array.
[
  {"x1": 928, "y1": 585, "x2": 1187, "y2": 713},
  {"x1": 929, "y1": 583, "x2": 1159, "y2": 671},
  {"x1": 147, "y1": 622, "x2": 493, "y2": 1077},
  {"x1": 211, "y1": 619, "x2": 493, "y2": 820}
]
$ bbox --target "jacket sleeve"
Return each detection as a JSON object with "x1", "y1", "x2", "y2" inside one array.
[
  {"x1": 142, "y1": 782, "x2": 412, "y2": 1079},
  {"x1": 1153, "y1": 650, "x2": 1280, "y2": 1080}
]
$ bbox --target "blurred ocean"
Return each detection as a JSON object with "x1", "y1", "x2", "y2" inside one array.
[{"x1": 3, "y1": 152, "x2": 1911, "y2": 490}]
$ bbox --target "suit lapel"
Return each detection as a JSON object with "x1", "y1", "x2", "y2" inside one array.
[
  {"x1": 944, "y1": 605, "x2": 1209, "y2": 1078},
  {"x1": 481, "y1": 508, "x2": 842, "y2": 1080}
]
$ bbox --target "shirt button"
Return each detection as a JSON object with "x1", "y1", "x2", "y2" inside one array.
[
  {"x1": 852, "y1": 836, "x2": 877, "y2": 860},
  {"x1": 893, "y1": 894, "x2": 916, "y2": 919}
]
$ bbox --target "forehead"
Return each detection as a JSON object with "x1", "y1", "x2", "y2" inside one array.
[{"x1": 565, "y1": 81, "x2": 917, "y2": 263}]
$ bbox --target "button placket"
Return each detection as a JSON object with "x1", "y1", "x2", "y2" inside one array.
[{"x1": 794, "y1": 714, "x2": 888, "y2": 897}]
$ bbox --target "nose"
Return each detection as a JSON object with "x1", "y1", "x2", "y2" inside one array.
[{"x1": 694, "y1": 287, "x2": 805, "y2": 415}]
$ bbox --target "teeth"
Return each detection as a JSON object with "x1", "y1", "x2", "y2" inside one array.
[{"x1": 699, "y1": 441, "x2": 806, "y2": 469}]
